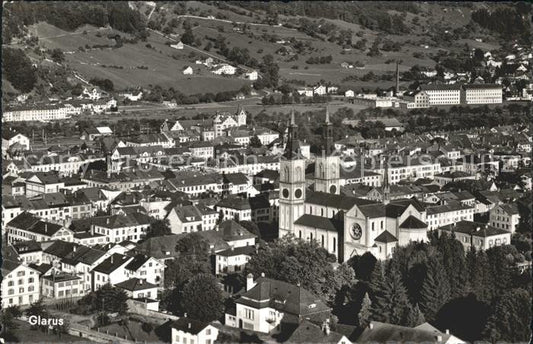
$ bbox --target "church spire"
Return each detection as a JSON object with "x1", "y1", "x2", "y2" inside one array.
[
  {"x1": 322, "y1": 105, "x2": 334, "y2": 156},
  {"x1": 284, "y1": 108, "x2": 300, "y2": 159},
  {"x1": 383, "y1": 157, "x2": 390, "y2": 205}
]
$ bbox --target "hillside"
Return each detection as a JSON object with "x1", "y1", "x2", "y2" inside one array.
[{"x1": 2, "y1": 1, "x2": 528, "y2": 100}]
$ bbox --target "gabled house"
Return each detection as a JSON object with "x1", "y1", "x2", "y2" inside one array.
[
  {"x1": 225, "y1": 274, "x2": 331, "y2": 334},
  {"x1": 7, "y1": 212, "x2": 74, "y2": 244},
  {"x1": 1, "y1": 259, "x2": 41, "y2": 308},
  {"x1": 171, "y1": 317, "x2": 219, "y2": 344},
  {"x1": 92, "y1": 253, "x2": 133, "y2": 290}
]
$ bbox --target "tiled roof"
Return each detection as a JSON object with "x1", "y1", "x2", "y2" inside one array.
[
  {"x1": 399, "y1": 216, "x2": 427, "y2": 229},
  {"x1": 237, "y1": 277, "x2": 331, "y2": 318},
  {"x1": 439, "y1": 221, "x2": 510, "y2": 237},
  {"x1": 93, "y1": 253, "x2": 132, "y2": 274},
  {"x1": 295, "y1": 214, "x2": 343, "y2": 232},
  {"x1": 219, "y1": 220, "x2": 256, "y2": 241},
  {"x1": 358, "y1": 321, "x2": 451, "y2": 342},
  {"x1": 287, "y1": 320, "x2": 346, "y2": 344},
  {"x1": 171, "y1": 317, "x2": 211, "y2": 335},
  {"x1": 305, "y1": 191, "x2": 376, "y2": 210},
  {"x1": 374, "y1": 231, "x2": 398, "y2": 243},
  {"x1": 115, "y1": 278, "x2": 157, "y2": 291}
]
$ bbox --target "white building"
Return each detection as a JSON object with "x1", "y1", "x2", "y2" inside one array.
[
  {"x1": 245, "y1": 70, "x2": 258, "y2": 80},
  {"x1": 182, "y1": 66, "x2": 193, "y2": 75},
  {"x1": 420, "y1": 84, "x2": 462, "y2": 106},
  {"x1": 3, "y1": 104, "x2": 71, "y2": 122},
  {"x1": 344, "y1": 90, "x2": 355, "y2": 98},
  {"x1": 1, "y1": 260, "x2": 41, "y2": 308},
  {"x1": 212, "y1": 64, "x2": 237, "y2": 75},
  {"x1": 489, "y1": 203, "x2": 520, "y2": 233},
  {"x1": 171, "y1": 317, "x2": 219, "y2": 344},
  {"x1": 461, "y1": 84, "x2": 502, "y2": 104},
  {"x1": 438, "y1": 221, "x2": 511, "y2": 251}
]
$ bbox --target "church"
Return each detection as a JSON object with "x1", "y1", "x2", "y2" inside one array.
[{"x1": 278, "y1": 108, "x2": 428, "y2": 262}]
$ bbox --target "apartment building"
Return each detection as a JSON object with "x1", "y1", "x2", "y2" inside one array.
[
  {"x1": 1, "y1": 260, "x2": 41, "y2": 308},
  {"x1": 461, "y1": 84, "x2": 502, "y2": 104},
  {"x1": 420, "y1": 84, "x2": 462, "y2": 105}
]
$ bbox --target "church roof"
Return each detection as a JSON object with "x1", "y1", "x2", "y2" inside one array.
[
  {"x1": 399, "y1": 216, "x2": 427, "y2": 229},
  {"x1": 374, "y1": 231, "x2": 398, "y2": 243},
  {"x1": 306, "y1": 191, "x2": 376, "y2": 210},
  {"x1": 294, "y1": 214, "x2": 343, "y2": 232}
]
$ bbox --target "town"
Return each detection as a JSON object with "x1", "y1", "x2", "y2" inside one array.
[{"x1": 1, "y1": 2, "x2": 532, "y2": 344}]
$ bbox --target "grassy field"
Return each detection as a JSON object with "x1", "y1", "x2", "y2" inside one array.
[
  {"x1": 7, "y1": 319, "x2": 92, "y2": 343},
  {"x1": 27, "y1": 22, "x2": 252, "y2": 94}
]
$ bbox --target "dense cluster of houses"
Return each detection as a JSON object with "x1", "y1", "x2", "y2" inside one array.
[
  {"x1": 2, "y1": 102, "x2": 531, "y2": 343},
  {"x1": 3, "y1": 87, "x2": 118, "y2": 122}
]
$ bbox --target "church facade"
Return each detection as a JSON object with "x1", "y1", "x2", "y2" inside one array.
[{"x1": 279, "y1": 108, "x2": 429, "y2": 261}]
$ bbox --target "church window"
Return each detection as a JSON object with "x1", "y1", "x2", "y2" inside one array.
[
  {"x1": 309, "y1": 206, "x2": 312, "y2": 214},
  {"x1": 381, "y1": 221, "x2": 384, "y2": 229},
  {"x1": 333, "y1": 238, "x2": 336, "y2": 253},
  {"x1": 371, "y1": 222, "x2": 375, "y2": 231},
  {"x1": 299, "y1": 231, "x2": 302, "y2": 239},
  {"x1": 321, "y1": 235, "x2": 324, "y2": 247},
  {"x1": 319, "y1": 164, "x2": 324, "y2": 178},
  {"x1": 321, "y1": 209, "x2": 324, "y2": 217},
  {"x1": 310, "y1": 233, "x2": 313, "y2": 241}
]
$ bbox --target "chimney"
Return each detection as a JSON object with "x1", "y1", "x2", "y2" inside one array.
[
  {"x1": 246, "y1": 273, "x2": 255, "y2": 291},
  {"x1": 369, "y1": 322, "x2": 374, "y2": 330},
  {"x1": 446, "y1": 329, "x2": 450, "y2": 335},
  {"x1": 188, "y1": 323, "x2": 191, "y2": 329},
  {"x1": 184, "y1": 313, "x2": 188, "y2": 318},
  {"x1": 73, "y1": 246, "x2": 77, "y2": 252},
  {"x1": 261, "y1": 272, "x2": 265, "y2": 278},
  {"x1": 476, "y1": 226, "x2": 481, "y2": 232},
  {"x1": 436, "y1": 335, "x2": 443, "y2": 342},
  {"x1": 139, "y1": 279, "x2": 143, "y2": 285},
  {"x1": 45, "y1": 223, "x2": 48, "y2": 233},
  {"x1": 111, "y1": 255, "x2": 114, "y2": 264}
]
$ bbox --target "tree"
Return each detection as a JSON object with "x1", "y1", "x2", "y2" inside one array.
[
  {"x1": 181, "y1": 274, "x2": 224, "y2": 322},
  {"x1": 2, "y1": 47, "x2": 37, "y2": 93},
  {"x1": 483, "y1": 289, "x2": 532, "y2": 342},
  {"x1": 145, "y1": 219, "x2": 171, "y2": 239},
  {"x1": 370, "y1": 262, "x2": 411, "y2": 325},
  {"x1": 420, "y1": 255, "x2": 451, "y2": 322},
  {"x1": 238, "y1": 220, "x2": 261, "y2": 238},
  {"x1": 357, "y1": 293, "x2": 371, "y2": 329},
  {"x1": 245, "y1": 235, "x2": 353, "y2": 302},
  {"x1": 165, "y1": 232, "x2": 211, "y2": 289},
  {"x1": 465, "y1": 249, "x2": 494, "y2": 304},
  {"x1": 181, "y1": 27, "x2": 195, "y2": 45},
  {"x1": 405, "y1": 303, "x2": 425, "y2": 327},
  {"x1": 26, "y1": 299, "x2": 49, "y2": 330},
  {"x1": 249, "y1": 135, "x2": 262, "y2": 148},
  {"x1": 50, "y1": 48, "x2": 65, "y2": 63}
]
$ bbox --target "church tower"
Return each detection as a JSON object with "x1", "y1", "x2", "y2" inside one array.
[
  {"x1": 279, "y1": 109, "x2": 306, "y2": 238},
  {"x1": 236, "y1": 105, "x2": 247, "y2": 126},
  {"x1": 382, "y1": 157, "x2": 390, "y2": 205},
  {"x1": 314, "y1": 106, "x2": 340, "y2": 194}
]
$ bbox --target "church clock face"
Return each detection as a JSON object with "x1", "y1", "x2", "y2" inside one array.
[
  {"x1": 350, "y1": 223, "x2": 362, "y2": 240},
  {"x1": 282, "y1": 188, "x2": 289, "y2": 198},
  {"x1": 330, "y1": 185, "x2": 337, "y2": 194},
  {"x1": 294, "y1": 188, "x2": 302, "y2": 199}
]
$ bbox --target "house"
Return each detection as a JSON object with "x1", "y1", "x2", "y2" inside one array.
[
  {"x1": 216, "y1": 198, "x2": 252, "y2": 221},
  {"x1": 489, "y1": 203, "x2": 520, "y2": 233},
  {"x1": 1, "y1": 259, "x2": 41, "y2": 308},
  {"x1": 212, "y1": 64, "x2": 237, "y2": 75},
  {"x1": 2, "y1": 131, "x2": 30, "y2": 151},
  {"x1": 225, "y1": 274, "x2": 331, "y2": 333},
  {"x1": 42, "y1": 273, "x2": 87, "y2": 300},
  {"x1": 245, "y1": 70, "x2": 258, "y2": 80},
  {"x1": 287, "y1": 320, "x2": 352, "y2": 344},
  {"x1": 91, "y1": 213, "x2": 152, "y2": 243},
  {"x1": 357, "y1": 321, "x2": 465, "y2": 343},
  {"x1": 7, "y1": 212, "x2": 74, "y2": 244},
  {"x1": 182, "y1": 66, "x2": 193, "y2": 75},
  {"x1": 121, "y1": 91, "x2": 143, "y2": 101},
  {"x1": 116, "y1": 278, "x2": 158, "y2": 300},
  {"x1": 171, "y1": 317, "x2": 219, "y2": 344},
  {"x1": 170, "y1": 41, "x2": 184, "y2": 49},
  {"x1": 11, "y1": 241, "x2": 43, "y2": 265},
  {"x1": 81, "y1": 126, "x2": 113, "y2": 141},
  {"x1": 222, "y1": 173, "x2": 251, "y2": 195},
  {"x1": 123, "y1": 253, "x2": 164, "y2": 286},
  {"x1": 218, "y1": 220, "x2": 257, "y2": 247},
  {"x1": 92, "y1": 253, "x2": 133, "y2": 290},
  {"x1": 25, "y1": 172, "x2": 65, "y2": 197},
  {"x1": 344, "y1": 90, "x2": 355, "y2": 98},
  {"x1": 215, "y1": 245, "x2": 255, "y2": 275},
  {"x1": 438, "y1": 221, "x2": 511, "y2": 251}
]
